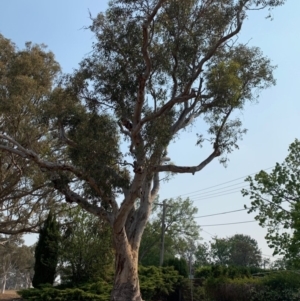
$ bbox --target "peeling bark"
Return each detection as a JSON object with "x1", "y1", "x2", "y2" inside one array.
[{"x1": 111, "y1": 229, "x2": 142, "y2": 301}]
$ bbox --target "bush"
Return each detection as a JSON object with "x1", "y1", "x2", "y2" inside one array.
[
  {"x1": 18, "y1": 280, "x2": 111, "y2": 301},
  {"x1": 19, "y1": 266, "x2": 182, "y2": 301},
  {"x1": 205, "y1": 276, "x2": 260, "y2": 301},
  {"x1": 196, "y1": 269, "x2": 300, "y2": 301},
  {"x1": 163, "y1": 257, "x2": 189, "y2": 277},
  {"x1": 139, "y1": 265, "x2": 182, "y2": 301},
  {"x1": 251, "y1": 271, "x2": 300, "y2": 301}
]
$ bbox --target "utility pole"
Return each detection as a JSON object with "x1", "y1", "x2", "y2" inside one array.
[
  {"x1": 189, "y1": 252, "x2": 194, "y2": 301},
  {"x1": 159, "y1": 199, "x2": 167, "y2": 266}
]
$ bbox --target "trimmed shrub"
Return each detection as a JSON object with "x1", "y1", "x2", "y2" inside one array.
[{"x1": 18, "y1": 280, "x2": 111, "y2": 301}]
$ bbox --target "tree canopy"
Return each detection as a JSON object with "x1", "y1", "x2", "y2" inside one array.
[
  {"x1": 139, "y1": 197, "x2": 200, "y2": 266},
  {"x1": 0, "y1": 34, "x2": 62, "y2": 235},
  {"x1": 242, "y1": 139, "x2": 300, "y2": 267},
  {"x1": 0, "y1": 0, "x2": 287, "y2": 299},
  {"x1": 59, "y1": 207, "x2": 114, "y2": 285},
  {"x1": 193, "y1": 233, "x2": 263, "y2": 268}
]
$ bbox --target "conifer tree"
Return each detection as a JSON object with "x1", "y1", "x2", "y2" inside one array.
[{"x1": 32, "y1": 212, "x2": 60, "y2": 288}]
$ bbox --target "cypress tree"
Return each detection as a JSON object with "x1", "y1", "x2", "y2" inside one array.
[{"x1": 32, "y1": 211, "x2": 60, "y2": 288}]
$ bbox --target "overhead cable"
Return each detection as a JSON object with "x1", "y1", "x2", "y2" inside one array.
[
  {"x1": 199, "y1": 220, "x2": 256, "y2": 227},
  {"x1": 171, "y1": 166, "x2": 275, "y2": 199},
  {"x1": 194, "y1": 208, "x2": 247, "y2": 218}
]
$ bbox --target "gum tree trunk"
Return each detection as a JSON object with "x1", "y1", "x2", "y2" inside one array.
[{"x1": 111, "y1": 228, "x2": 142, "y2": 301}]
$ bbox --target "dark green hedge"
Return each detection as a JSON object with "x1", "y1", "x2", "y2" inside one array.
[{"x1": 19, "y1": 266, "x2": 182, "y2": 301}]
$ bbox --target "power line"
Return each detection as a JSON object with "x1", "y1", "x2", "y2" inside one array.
[
  {"x1": 190, "y1": 185, "x2": 249, "y2": 201},
  {"x1": 194, "y1": 208, "x2": 247, "y2": 219},
  {"x1": 186, "y1": 182, "x2": 247, "y2": 198},
  {"x1": 171, "y1": 166, "x2": 275, "y2": 199},
  {"x1": 190, "y1": 190, "x2": 243, "y2": 202},
  {"x1": 199, "y1": 220, "x2": 256, "y2": 227}
]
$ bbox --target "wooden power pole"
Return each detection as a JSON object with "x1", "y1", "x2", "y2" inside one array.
[{"x1": 159, "y1": 199, "x2": 167, "y2": 266}]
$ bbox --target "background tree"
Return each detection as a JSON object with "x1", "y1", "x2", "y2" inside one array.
[
  {"x1": 207, "y1": 234, "x2": 262, "y2": 267},
  {"x1": 59, "y1": 207, "x2": 114, "y2": 285},
  {"x1": 210, "y1": 237, "x2": 231, "y2": 266},
  {"x1": 3, "y1": 244, "x2": 35, "y2": 290},
  {"x1": 228, "y1": 234, "x2": 262, "y2": 267},
  {"x1": 32, "y1": 212, "x2": 60, "y2": 288},
  {"x1": 0, "y1": 0, "x2": 286, "y2": 299},
  {"x1": 194, "y1": 242, "x2": 211, "y2": 267},
  {"x1": 139, "y1": 197, "x2": 200, "y2": 266},
  {"x1": 0, "y1": 34, "x2": 62, "y2": 235},
  {"x1": 242, "y1": 139, "x2": 300, "y2": 267},
  {"x1": 0, "y1": 236, "x2": 21, "y2": 293}
]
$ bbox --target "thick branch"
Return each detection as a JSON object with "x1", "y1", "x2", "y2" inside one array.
[
  {"x1": 113, "y1": 172, "x2": 144, "y2": 233},
  {"x1": 153, "y1": 149, "x2": 220, "y2": 174},
  {"x1": 0, "y1": 134, "x2": 119, "y2": 211},
  {"x1": 132, "y1": 91, "x2": 197, "y2": 138},
  {"x1": 60, "y1": 186, "x2": 113, "y2": 224}
]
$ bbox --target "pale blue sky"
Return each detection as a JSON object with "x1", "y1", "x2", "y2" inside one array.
[{"x1": 0, "y1": 1, "x2": 299, "y2": 260}]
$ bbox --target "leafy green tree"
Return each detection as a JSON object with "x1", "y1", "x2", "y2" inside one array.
[
  {"x1": 0, "y1": 0, "x2": 286, "y2": 299},
  {"x1": 194, "y1": 242, "x2": 211, "y2": 267},
  {"x1": 0, "y1": 235, "x2": 25, "y2": 293},
  {"x1": 139, "y1": 197, "x2": 200, "y2": 266},
  {"x1": 242, "y1": 139, "x2": 300, "y2": 267},
  {"x1": 6, "y1": 244, "x2": 35, "y2": 290},
  {"x1": 210, "y1": 234, "x2": 262, "y2": 267},
  {"x1": 210, "y1": 237, "x2": 231, "y2": 266},
  {"x1": 0, "y1": 34, "x2": 61, "y2": 235},
  {"x1": 32, "y1": 212, "x2": 60, "y2": 288},
  {"x1": 164, "y1": 257, "x2": 189, "y2": 278},
  {"x1": 59, "y1": 207, "x2": 114, "y2": 285},
  {"x1": 228, "y1": 234, "x2": 262, "y2": 267}
]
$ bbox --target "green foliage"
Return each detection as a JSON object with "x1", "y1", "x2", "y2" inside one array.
[
  {"x1": 18, "y1": 285, "x2": 110, "y2": 301},
  {"x1": 205, "y1": 276, "x2": 260, "y2": 301},
  {"x1": 59, "y1": 207, "x2": 114, "y2": 285},
  {"x1": 19, "y1": 266, "x2": 181, "y2": 301},
  {"x1": 139, "y1": 265, "x2": 182, "y2": 301},
  {"x1": 163, "y1": 257, "x2": 189, "y2": 278},
  {"x1": 242, "y1": 139, "x2": 300, "y2": 266},
  {"x1": 32, "y1": 212, "x2": 60, "y2": 288},
  {"x1": 0, "y1": 34, "x2": 62, "y2": 234},
  {"x1": 251, "y1": 271, "x2": 300, "y2": 301},
  {"x1": 139, "y1": 197, "x2": 200, "y2": 266},
  {"x1": 0, "y1": 0, "x2": 289, "y2": 298},
  {"x1": 210, "y1": 234, "x2": 262, "y2": 267},
  {"x1": 194, "y1": 242, "x2": 211, "y2": 267},
  {"x1": 193, "y1": 266, "x2": 300, "y2": 301},
  {"x1": 195, "y1": 265, "x2": 263, "y2": 280}
]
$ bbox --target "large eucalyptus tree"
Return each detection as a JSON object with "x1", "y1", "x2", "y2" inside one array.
[{"x1": 0, "y1": 0, "x2": 286, "y2": 300}]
